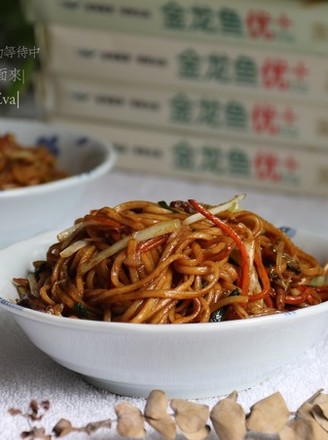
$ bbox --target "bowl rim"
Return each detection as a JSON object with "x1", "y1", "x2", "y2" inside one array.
[
  {"x1": 1, "y1": 229, "x2": 328, "y2": 334},
  {"x1": 0, "y1": 117, "x2": 116, "y2": 198}
]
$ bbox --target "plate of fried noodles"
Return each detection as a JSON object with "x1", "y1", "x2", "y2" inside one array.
[
  {"x1": 0, "y1": 118, "x2": 116, "y2": 248},
  {"x1": 1, "y1": 195, "x2": 328, "y2": 398}
]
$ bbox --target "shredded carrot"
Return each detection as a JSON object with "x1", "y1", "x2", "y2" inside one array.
[
  {"x1": 188, "y1": 199, "x2": 250, "y2": 296},
  {"x1": 253, "y1": 245, "x2": 273, "y2": 307}
]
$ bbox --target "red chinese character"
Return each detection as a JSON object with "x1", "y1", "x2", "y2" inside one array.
[
  {"x1": 261, "y1": 59, "x2": 289, "y2": 90},
  {"x1": 275, "y1": 13, "x2": 292, "y2": 31},
  {"x1": 292, "y1": 62, "x2": 309, "y2": 81},
  {"x1": 282, "y1": 107, "x2": 297, "y2": 125},
  {"x1": 254, "y1": 152, "x2": 281, "y2": 181},
  {"x1": 246, "y1": 11, "x2": 274, "y2": 39},
  {"x1": 252, "y1": 105, "x2": 279, "y2": 135},
  {"x1": 284, "y1": 155, "x2": 298, "y2": 172}
]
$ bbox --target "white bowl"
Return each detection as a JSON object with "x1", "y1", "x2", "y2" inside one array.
[
  {"x1": 0, "y1": 118, "x2": 116, "y2": 248},
  {"x1": 0, "y1": 229, "x2": 328, "y2": 399}
]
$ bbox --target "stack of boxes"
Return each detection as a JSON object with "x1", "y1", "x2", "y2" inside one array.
[{"x1": 21, "y1": 0, "x2": 328, "y2": 196}]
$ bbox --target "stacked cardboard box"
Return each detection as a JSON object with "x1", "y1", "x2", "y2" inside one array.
[{"x1": 22, "y1": 0, "x2": 328, "y2": 196}]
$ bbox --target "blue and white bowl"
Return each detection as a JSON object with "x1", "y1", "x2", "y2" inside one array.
[{"x1": 0, "y1": 118, "x2": 116, "y2": 248}]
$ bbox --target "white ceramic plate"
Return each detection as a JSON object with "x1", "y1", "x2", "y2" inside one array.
[{"x1": 0, "y1": 229, "x2": 328, "y2": 399}]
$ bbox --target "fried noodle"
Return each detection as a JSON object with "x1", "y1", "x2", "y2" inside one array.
[
  {"x1": 0, "y1": 133, "x2": 68, "y2": 190},
  {"x1": 14, "y1": 196, "x2": 328, "y2": 323}
]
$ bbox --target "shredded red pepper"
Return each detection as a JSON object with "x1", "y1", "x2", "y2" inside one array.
[
  {"x1": 284, "y1": 287, "x2": 312, "y2": 305},
  {"x1": 248, "y1": 289, "x2": 271, "y2": 302},
  {"x1": 138, "y1": 236, "x2": 167, "y2": 253}
]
